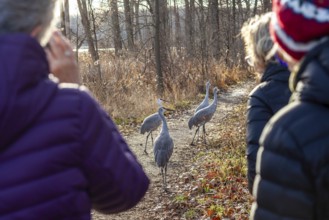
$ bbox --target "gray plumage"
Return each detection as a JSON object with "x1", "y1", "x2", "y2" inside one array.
[
  {"x1": 140, "y1": 112, "x2": 162, "y2": 154},
  {"x1": 153, "y1": 107, "x2": 174, "y2": 191},
  {"x1": 195, "y1": 81, "x2": 211, "y2": 113},
  {"x1": 188, "y1": 87, "x2": 219, "y2": 145}
]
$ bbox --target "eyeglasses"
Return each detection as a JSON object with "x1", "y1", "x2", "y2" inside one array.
[{"x1": 245, "y1": 56, "x2": 254, "y2": 67}]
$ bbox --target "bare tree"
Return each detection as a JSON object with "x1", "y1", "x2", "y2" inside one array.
[
  {"x1": 185, "y1": 0, "x2": 195, "y2": 57},
  {"x1": 60, "y1": 0, "x2": 70, "y2": 39},
  {"x1": 262, "y1": 0, "x2": 271, "y2": 12},
  {"x1": 133, "y1": 0, "x2": 143, "y2": 44},
  {"x1": 124, "y1": 0, "x2": 135, "y2": 51},
  {"x1": 253, "y1": 0, "x2": 258, "y2": 15},
  {"x1": 88, "y1": 0, "x2": 99, "y2": 52},
  {"x1": 71, "y1": 0, "x2": 261, "y2": 96},
  {"x1": 208, "y1": 0, "x2": 220, "y2": 59},
  {"x1": 173, "y1": 0, "x2": 182, "y2": 52},
  {"x1": 73, "y1": 13, "x2": 85, "y2": 62},
  {"x1": 77, "y1": 0, "x2": 101, "y2": 79},
  {"x1": 109, "y1": 0, "x2": 122, "y2": 56},
  {"x1": 154, "y1": 0, "x2": 164, "y2": 95},
  {"x1": 198, "y1": 0, "x2": 208, "y2": 79},
  {"x1": 159, "y1": 0, "x2": 169, "y2": 61}
]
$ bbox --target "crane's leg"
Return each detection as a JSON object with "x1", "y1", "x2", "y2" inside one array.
[
  {"x1": 202, "y1": 124, "x2": 207, "y2": 144},
  {"x1": 164, "y1": 165, "x2": 167, "y2": 188},
  {"x1": 164, "y1": 165, "x2": 169, "y2": 192},
  {"x1": 161, "y1": 167, "x2": 165, "y2": 190},
  {"x1": 151, "y1": 132, "x2": 154, "y2": 146},
  {"x1": 190, "y1": 126, "x2": 200, "y2": 146},
  {"x1": 144, "y1": 132, "x2": 151, "y2": 155},
  {"x1": 196, "y1": 127, "x2": 200, "y2": 142}
]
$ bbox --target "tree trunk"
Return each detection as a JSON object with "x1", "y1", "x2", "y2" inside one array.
[
  {"x1": 262, "y1": 0, "x2": 271, "y2": 12},
  {"x1": 231, "y1": 0, "x2": 237, "y2": 60},
  {"x1": 110, "y1": 0, "x2": 122, "y2": 56},
  {"x1": 208, "y1": 0, "x2": 220, "y2": 59},
  {"x1": 253, "y1": 0, "x2": 258, "y2": 15},
  {"x1": 60, "y1": 2, "x2": 66, "y2": 36},
  {"x1": 124, "y1": 0, "x2": 135, "y2": 51},
  {"x1": 64, "y1": 0, "x2": 70, "y2": 39},
  {"x1": 173, "y1": 0, "x2": 181, "y2": 52},
  {"x1": 225, "y1": 0, "x2": 231, "y2": 66},
  {"x1": 159, "y1": 0, "x2": 168, "y2": 61},
  {"x1": 154, "y1": 0, "x2": 164, "y2": 95},
  {"x1": 60, "y1": 0, "x2": 71, "y2": 39},
  {"x1": 77, "y1": 0, "x2": 101, "y2": 80},
  {"x1": 184, "y1": 0, "x2": 195, "y2": 57},
  {"x1": 88, "y1": 0, "x2": 99, "y2": 53},
  {"x1": 198, "y1": 0, "x2": 208, "y2": 80},
  {"x1": 134, "y1": 0, "x2": 143, "y2": 44}
]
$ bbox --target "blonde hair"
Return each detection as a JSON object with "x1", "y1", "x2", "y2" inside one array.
[{"x1": 241, "y1": 12, "x2": 274, "y2": 73}]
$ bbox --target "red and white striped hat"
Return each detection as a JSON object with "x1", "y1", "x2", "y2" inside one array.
[{"x1": 271, "y1": 0, "x2": 329, "y2": 61}]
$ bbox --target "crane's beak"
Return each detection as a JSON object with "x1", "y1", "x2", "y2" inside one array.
[
  {"x1": 163, "y1": 107, "x2": 174, "y2": 112},
  {"x1": 160, "y1": 98, "x2": 171, "y2": 103}
]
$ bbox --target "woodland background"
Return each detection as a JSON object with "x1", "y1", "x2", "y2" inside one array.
[{"x1": 60, "y1": 0, "x2": 270, "y2": 121}]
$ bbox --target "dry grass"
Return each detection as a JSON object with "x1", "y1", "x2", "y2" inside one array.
[{"x1": 78, "y1": 51, "x2": 251, "y2": 124}]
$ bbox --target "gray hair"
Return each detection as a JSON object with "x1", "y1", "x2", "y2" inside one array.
[
  {"x1": 0, "y1": 0, "x2": 59, "y2": 45},
  {"x1": 241, "y1": 12, "x2": 274, "y2": 72}
]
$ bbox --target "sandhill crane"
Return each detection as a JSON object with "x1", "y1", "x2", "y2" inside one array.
[
  {"x1": 153, "y1": 107, "x2": 174, "y2": 191},
  {"x1": 195, "y1": 80, "x2": 211, "y2": 113},
  {"x1": 188, "y1": 87, "x2": 219, "y2": 145},
  {"x1": 140, "y1": 99, "x2": 163, "y2": 155}
]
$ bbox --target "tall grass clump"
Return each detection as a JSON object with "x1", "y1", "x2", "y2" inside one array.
[{"x1": 78, "y1": 50, "x2": 251, "y2": 123}]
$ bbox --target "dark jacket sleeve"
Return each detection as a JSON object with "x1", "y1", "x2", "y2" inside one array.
[
  {"x1": 246, "y1": 87, "x2": 273, "y2": 193},
  {"x1": 79, "y1": 90, "x2": 149, "y2": 214}
]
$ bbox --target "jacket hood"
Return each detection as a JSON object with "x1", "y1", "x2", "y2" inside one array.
[
  {"x1": 290, "y1": 39, "x2": 329, "y2": 106},
  {"x1": 261, "y1": 62, "x2": 290, "y2": 83},
  {"x1": 0, "y1": 33, "x2": 57, "y2": 149}
]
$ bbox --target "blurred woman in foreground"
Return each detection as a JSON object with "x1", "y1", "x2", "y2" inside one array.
[{"x1": 0, "y1": 1, "x2": 149, "y2": 219}]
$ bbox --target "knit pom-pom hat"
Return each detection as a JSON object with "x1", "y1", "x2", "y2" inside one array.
[{"x1": 271, "y1": 0, "x2": 329, "y2": 61}]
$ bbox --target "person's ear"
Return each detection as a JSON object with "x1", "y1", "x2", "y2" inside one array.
[{"x1": 31, "y1": 25, "x2": 42, "y2": 38}]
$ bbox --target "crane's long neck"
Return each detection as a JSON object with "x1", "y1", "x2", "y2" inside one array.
[
  {"x1": 205, "y1": 85, "x2": 209, "y2": 100},
  {"x1": 159, "y1": 112, "x2": 169, "y2": 134},
  {"x1": 210, "y1": 91, "x2": 218, "y2": 107}
]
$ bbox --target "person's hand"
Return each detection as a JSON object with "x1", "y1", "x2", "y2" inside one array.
[{"x1": 45, "y1": 31, "x2": 80, "y2": 84}]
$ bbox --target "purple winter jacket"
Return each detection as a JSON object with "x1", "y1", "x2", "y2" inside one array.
[{"x1": 0, "y1": 34, "x2": 149, "y2": 219}]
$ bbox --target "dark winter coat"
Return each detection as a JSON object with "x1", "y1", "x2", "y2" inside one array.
[
  {"x1": 0, "y1": 34, "x2": 149, "y2": 219},
  {"x1": 251, "y1": 39, "x2": 329, "y2": 219},
  {"x1": 246, "y1": 62, "x2": 291, "y2": 193}
]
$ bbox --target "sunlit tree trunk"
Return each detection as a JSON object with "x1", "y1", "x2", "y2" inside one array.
[{"x1": 60, "y1": 0, "x2": 70, "y2": 39}]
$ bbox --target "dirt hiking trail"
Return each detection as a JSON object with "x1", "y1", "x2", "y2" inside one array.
[{"x1": 93, "y1": 80, "x2": 256, "y2": 220}]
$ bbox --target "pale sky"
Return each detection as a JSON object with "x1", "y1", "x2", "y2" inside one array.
[{"x1": 56, "y1": 0, "x2": 103, "y2": 17}]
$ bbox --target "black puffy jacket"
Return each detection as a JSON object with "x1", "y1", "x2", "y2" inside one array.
[
  {"x1": 246, "y1": 63, "x2": 291, "y2": 193},
  {"x1": 251, "y1": 40, "x2": 329, "y2": 219}
]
